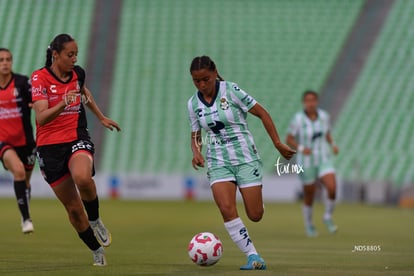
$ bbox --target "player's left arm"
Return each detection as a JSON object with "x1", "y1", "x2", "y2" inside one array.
[
  {"x1": 326, "y1": 131, "x2": 339, "y2": 155},
  {"x1": 82, "y1": 86, "x2": 121, "y2": 132},
  {"x1": 249, "y1": 103, "x2": 295, "y2": 160}
]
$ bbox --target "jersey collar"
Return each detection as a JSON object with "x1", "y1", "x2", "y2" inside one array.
[
  {"x1": 46, "y1": 66, "x2": 74, "y2": 84},
  {"x1": 197, "y1": 81, "x2": 220, "y2": 107}
]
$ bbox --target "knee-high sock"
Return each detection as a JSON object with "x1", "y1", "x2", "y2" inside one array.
[
  {"x1": 302, "y1": 204, "x2": 313, "y2": 227},
  {"x1": 323, "y1": 199, "x2": 335, "y2": 221},
  {"x1": 82, "y1": 197, "x2": 99, "y2": 221},
  {"x1": 78, "y1": 226, "x2": 101, "y2": 251},
  {"x1": 224, "y1": 217, "x2": 258, "y2": 257},
  {"x1": 14, "y1": 180, "x2": 30, "y2": 221}
]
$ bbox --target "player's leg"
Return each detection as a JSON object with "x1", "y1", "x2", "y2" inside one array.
[
  {"x1": 303, "y1": 183, "x2": 317, "y2": 236},
  {"x1": 320, "y1": 171, "x2": 338, "y2": 233},
  {"x1": 300, "y1": 165, "x2": 318, "y2": 237},
  {"x1": 239, "y1": 186, "x2": 264, "y2": 222},
  {"x1": 25, "y1": 169, "x2": 33, "y2": 200},
  {"x1": 212, "y1": 180, "x2": 265, "y2": 270},
  {"x1": 2, "y1": 148, "x2": 33, "y2": 233},
  {"x1": 236, "y1": 160, "x2": 266, "y2": 270},
  {"x1": 238, "y1": 185, "x2": 266, "y2": 270},
  {"x1": 52, "y1": 176, "x2": 106, "y2": 266},
  {"x1": 69, "y1": 150, "x2": 111, "y2": 247}
]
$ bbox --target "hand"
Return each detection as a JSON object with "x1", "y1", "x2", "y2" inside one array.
[
  {"x1": 276, "y1": 143, "x2": 296, "y2": 160},
  {"x1": 303, "y1": 148, "x2": 312, "y2": 155},
  {"x1": 332, "y1": 145, "x2": 339, "y2": 155},
  {"x1": 192, "y1": 152, "x2": 205, "y2": 170},
  {"x1": 101, "y1": 116, "x2": 121, "y2": 131}
]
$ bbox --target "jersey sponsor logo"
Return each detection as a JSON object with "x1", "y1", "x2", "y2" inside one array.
[
  {"x1": 0, "y1": 106, "x2": 22, "y2": 119},
  {"x1": 311, "y1": 131, "x2": 323, "y2": 141},
  {"x1": 196, "y1": 108, "x2": 219, "y2": 118},
  {"x1": 207, "y1": 120, "x2": 225, "y2": 134},
  {"x1": 241, "y1": 95, "x2": 253, "y2": 105},
  {"x1": 31, "y1": 85, "x2": 44, "y2": 97},
  {"x1": 201, "y1": 135, "x2": 238, "y2": 145}
]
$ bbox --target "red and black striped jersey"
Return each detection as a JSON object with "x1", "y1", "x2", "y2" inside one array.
[
  {"x1": 0, "y1": 73, "x2": 35, "y2": 147},
  {"x1": 31, "y1": 66, "x2": 90, "y2": 146}
]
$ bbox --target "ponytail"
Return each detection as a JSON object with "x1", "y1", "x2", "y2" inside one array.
[
  {"x1": 190, "y1": 55, "x2": 224, "y2": 81},
  {"x1": 45, "y1": 47, "x2": 53, "y2": 67},
  {"x1": 45, "y1": 33, "x2": 75, "y2": 68}
]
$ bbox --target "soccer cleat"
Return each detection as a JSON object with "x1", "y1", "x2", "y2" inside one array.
[
  {"x1": 323, "y1": 218, "x2": 338, "y2": 234},
  {"x1": 90, "y1": 219, "x2": 112, "y2": 247},
  {"x1": 21, "y1": 219, "x2": 34, "y2": 234},
  {"x1": 306, "y1": 225, "x2": 318, "y2": 237},
  {"x1": 92, "y1": 247, "x2": 107, "y2": 266},
  {"x1": 240, "y1": 254, "x2": 266, "y2": 270}
]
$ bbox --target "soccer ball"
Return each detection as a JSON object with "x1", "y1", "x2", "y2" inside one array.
[{"x1": 188, "y1": 232, "x2": 223, "y2": 266}]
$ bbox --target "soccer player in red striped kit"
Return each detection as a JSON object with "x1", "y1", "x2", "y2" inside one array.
[
  {"x1": 0, "y1": 48, "x2": 36, "y2": 234},
  {"x1": 31, "y1": 34, "x2": 120, "y2": 266}
]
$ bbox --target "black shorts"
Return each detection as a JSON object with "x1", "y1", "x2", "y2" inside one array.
[
  {"x1": 0, "y1": 142, "x2": 36, "y2": 171},
  {"x1": 37, "y1": 139, "x2": 95, "y2": 186}
]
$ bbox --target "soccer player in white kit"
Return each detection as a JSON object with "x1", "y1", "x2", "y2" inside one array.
[
  {"x1": 188, "y1": 56, "x2": 295, "y2": 270},
  {"x1": 286, "y1": 90, "x2": 339, "y2": 237}
]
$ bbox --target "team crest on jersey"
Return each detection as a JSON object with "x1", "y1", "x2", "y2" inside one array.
[
  {"x1": 42, "y1": 88, "x2": 47, "y2": 95},
  {"x1": 220, "y1": 98, "x2": 229, "y2": 110}
]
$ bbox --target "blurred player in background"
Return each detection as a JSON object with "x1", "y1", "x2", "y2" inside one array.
[
  {"x1": 0, "y1": 48, "x2": 36, "y2": 234},
  {"x1": 31, "y1": 34, "x2": 120, "y2": 266},
  {"x1": 188, "y1": 56, "x2": 295, "y2": 270},
  {"x1": 286, "y1": 90, "x2": 339, "y2": 237}
]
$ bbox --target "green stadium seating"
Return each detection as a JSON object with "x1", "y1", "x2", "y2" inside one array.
[
  {"x1": 334, "y1": 0, "x2": 414, "y2": 187},
  {"x1": 0, "y1": 0, "x2": 93, "y2": 74},
  {"x1": 0, "y1": 0, "x2": 94, "y2": 172},
  {"x1": 101, "y1": 0, "x2": 364, "y2": 173}
]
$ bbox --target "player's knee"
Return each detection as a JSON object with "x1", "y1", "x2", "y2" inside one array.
[
  {"x1": 71, "y1": 172, "x2": 92, "y2": 189},
  {"x1": 11, "y1": 163, "x2": 26, "y2": 180},
  {"x1": 218, "y1": 204, "x2": 237, "y2": 221},
  {"x1": 247, "y1": 208, "x2": 264, "y2": 222}
]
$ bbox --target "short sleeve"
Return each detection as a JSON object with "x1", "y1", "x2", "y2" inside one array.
[
  {"x1": 229, "y1": 83, "x2": 257, "y2": 112},
  {"x1": 187, "y1": 98, "x2": 201, "y2": 132},
  {"x1": 31, "y1": 71, "x2": 47, "y2": 102},
  {"x1": 287, "y1": 114, "x2": 299, "y2": 136}
]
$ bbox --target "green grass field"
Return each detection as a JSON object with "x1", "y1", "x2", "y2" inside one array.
[{"x1": 0, "y1": 199, "x2": 413, "y2": 275}]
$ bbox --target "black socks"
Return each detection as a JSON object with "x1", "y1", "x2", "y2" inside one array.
[
  {"x1": 78, "y1": 226, "x2": 101, "y2": 251},
  {"x1": 14, "y1": 180, "x2": 30, "y2": 221},
  {"x1": 82, "y1": 197, "x2": 99, "y2": 221}
]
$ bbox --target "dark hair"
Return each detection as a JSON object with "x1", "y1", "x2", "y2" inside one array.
[
  {"x1": 302, "y1": 90, "x2": 318, "y2": 100},
  {"x1": 190, "y1": 56, "x2": 224, "y2": 81},
  {"x1": 45, "y1": 34, "x2": 75, "y2": 67},
  {"x1": 0, "y1": 48, "x2": 12, "y2": 59}
]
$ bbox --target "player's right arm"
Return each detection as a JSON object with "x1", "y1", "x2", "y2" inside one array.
[
  {"x1": 188, "y1": 98, "x2": 205, "y2": 170},
  {"x1": 32, "y1": 99, "x2": 65, "y2": 126},
  {"x1": 191, "y1": 130, "x2": 205, "y2": 170}
]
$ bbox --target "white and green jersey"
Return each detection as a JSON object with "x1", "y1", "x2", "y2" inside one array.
[
  {"x1": 187, "y1": 81, "x2": 260, "y2": 168},
  {"x1": 288, "y1": 109, "x2": 332, "y2": 167}
]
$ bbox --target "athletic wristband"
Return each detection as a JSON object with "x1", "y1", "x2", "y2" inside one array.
[{"x1": 297, "y1": 144, "x2": 304, "y2": 152}]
